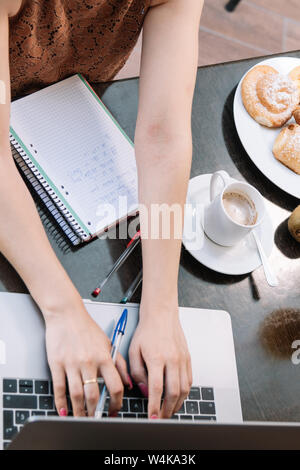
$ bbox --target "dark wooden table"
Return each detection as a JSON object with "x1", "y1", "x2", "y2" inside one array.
[{"x1": 2, "y1": 51, "x2": 300, "y2": 422}]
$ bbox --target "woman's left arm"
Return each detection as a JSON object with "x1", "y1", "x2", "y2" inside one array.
[{"x1": 129, "y1": 0, "x2": 203, "y2": 418}]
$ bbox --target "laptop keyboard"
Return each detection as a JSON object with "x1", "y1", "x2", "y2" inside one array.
[{"x1": 2, "y1": 378, "x2": 216, "y2": 449}]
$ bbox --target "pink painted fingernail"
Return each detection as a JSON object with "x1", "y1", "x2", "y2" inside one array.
[
  {"x1": 59, "y1": 408, "x2": 67, "y2": 417},
  {"x1": 127, "y1": 374, "x2": 133, "y2": 390},
  {"x1": 138, "y1": 382, "x2": 148, "y2": 398},
  {"x1": 109, "y1": 411, "x2": 118, "y2": 418},
  {"x1": 150, "y1": 414, "x2": 158, "y2": 419}
]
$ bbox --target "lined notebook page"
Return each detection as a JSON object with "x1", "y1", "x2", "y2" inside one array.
[{"x1": 10, "y1": 75, "x2": 138, "y2": 235}]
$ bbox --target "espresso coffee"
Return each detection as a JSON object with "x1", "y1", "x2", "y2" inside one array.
[{"x1": 222, "y1": 191, "x2": 257, "y2": 226}]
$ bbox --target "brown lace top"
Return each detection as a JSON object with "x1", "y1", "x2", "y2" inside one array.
[{"x1": 9, "y1": 0, "x2": 151, "y2": 99}]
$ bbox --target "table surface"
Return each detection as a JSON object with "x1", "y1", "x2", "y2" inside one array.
[{"x1": 2, "y1": 51, "x2": 300, "y2": 422}]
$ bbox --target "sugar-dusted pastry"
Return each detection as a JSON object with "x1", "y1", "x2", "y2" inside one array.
[
  {"x1": 272, "y1": 123, "x2": 300, "y2": 174},
  {"x1": 289, "y1": 66, "x2": 300, "y2": 96},
  {"x1": 242, "y1": 65, "x2": 299, "y2": 127},
  {"x1": 293, "y1": 105, "x2": 300, "y2": 125}
]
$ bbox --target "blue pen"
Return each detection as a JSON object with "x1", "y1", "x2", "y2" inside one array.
[{"x1": 94, "y1": 308, "x2": 128, "y2": 418}]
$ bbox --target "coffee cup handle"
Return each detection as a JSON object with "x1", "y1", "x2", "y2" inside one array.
[{"x1": 210, "y1": 170, "x2": 231, "y2": 202}]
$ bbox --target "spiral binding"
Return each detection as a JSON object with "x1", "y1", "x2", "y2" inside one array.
[
  {"x1": 12, "y1": 147, "x2": 81, "y2": 246},
  {"x1": 10, "y1": 134, "x2": 91, "y2": 245}
]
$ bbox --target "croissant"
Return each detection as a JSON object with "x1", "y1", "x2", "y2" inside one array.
[
  {"x1": 293, "y1": 105, "x2": 300, "y2": 125},
  {"x1": 242, "y1": 65, "x2": 299, "y2": 128},
  {"x1": 289, "y1": 65, "x2": 300, "y2": 96},
  {"x1": 272, "y1": 123, "x2": 300, "y2": 175}
]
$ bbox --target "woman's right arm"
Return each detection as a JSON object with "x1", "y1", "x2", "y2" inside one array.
[
  {"x1": 0, "y1": 5, "x2": 82, "y2": 319},
  {"x1": 0, "y1": 2, "x2": 86, "y2": 315},
  {"x1": 0, "y1": 5, "x2": 130, "y2": 417}
]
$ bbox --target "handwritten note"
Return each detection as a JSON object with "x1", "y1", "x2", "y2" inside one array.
[{"x1": 10, "y1": 75, "x2": 138, "y2": 234}]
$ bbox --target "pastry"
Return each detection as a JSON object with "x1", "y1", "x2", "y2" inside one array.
[
  {"x1": 289, "y1": 65, "x2": 300, "y2": 96},
  {"x1": 288, "y1": 205, "x2": 300, "y2": 242},
  {"x1": 272, "y1": 123, "x2": 300, "y2": 174},
  {"x1": 293, "y1": 105, "x2": 300, "y2": 125},
  {"x1": 241, "y1": 65, "x2": 299, "y2": 127}
]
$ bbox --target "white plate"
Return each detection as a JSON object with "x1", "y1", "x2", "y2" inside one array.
[
  {"x1": 182, "y1": 174, "x2": 274, "y2": 276},
  {"x1": 233, "y1": 56, "x2": 300, "y2": 199}
]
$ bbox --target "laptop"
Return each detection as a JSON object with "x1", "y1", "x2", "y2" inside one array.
[{"x1": 0, "y1": 292, "x2": 242, "y2": 450}]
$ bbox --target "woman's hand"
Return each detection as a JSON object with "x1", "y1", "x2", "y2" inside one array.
[
  {"x1": 129, "y1": 301, "x2": 192, "y2": 419},
  {"x1": 44, "y1": 300, "x2": 131, "y2": 417}
]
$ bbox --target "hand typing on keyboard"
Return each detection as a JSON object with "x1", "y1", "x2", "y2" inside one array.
[
  {"x1": 44, "y1": 298, "x2": 131, "y2": 417},
  {"x1": 128, "y1": 302, "x2": 193, "y2": 419}
]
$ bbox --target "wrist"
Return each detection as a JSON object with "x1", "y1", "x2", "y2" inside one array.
[
  {"x1": 38, "y1": 288, "x2": 85, "y2": 322},
  {"x1": 140, "y1": 290, "x2": 179, "y2": 319}
]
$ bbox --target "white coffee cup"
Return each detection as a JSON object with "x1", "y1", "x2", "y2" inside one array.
[{"x1": 203, "y1": 170, "x2": 265, "y2": 246}]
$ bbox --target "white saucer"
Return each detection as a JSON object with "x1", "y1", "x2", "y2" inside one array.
[{"x1": 182, "y1": 174, "x2": 274, "y2": 275}]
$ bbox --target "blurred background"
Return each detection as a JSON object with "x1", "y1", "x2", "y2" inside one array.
[{"x1": 115, "y1": 0, "x2": 300, "y2": 80}]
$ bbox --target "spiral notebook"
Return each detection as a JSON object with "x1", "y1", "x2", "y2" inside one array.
[{"x1": 9, "y1": 74, "x2": 138, "y2": 245}]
